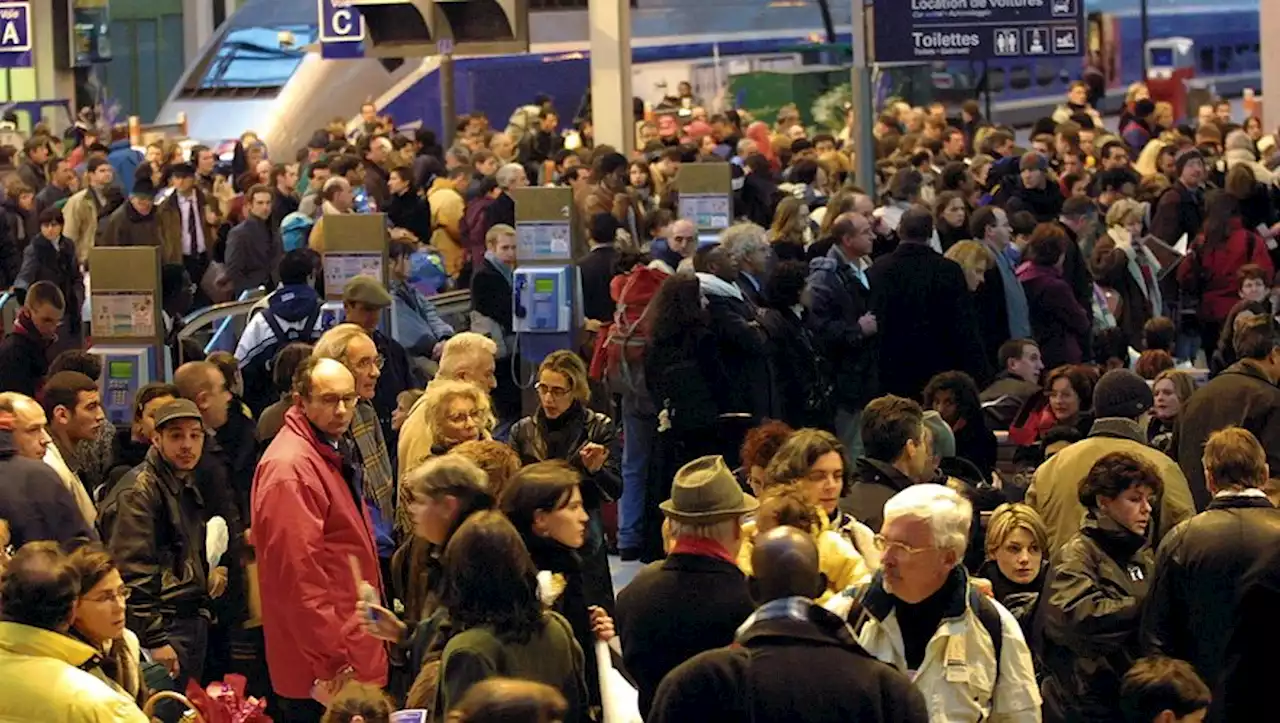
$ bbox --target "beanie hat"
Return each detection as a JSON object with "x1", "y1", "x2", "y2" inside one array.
[
  {"x1": 1134, "y1": 98, "x2": 1156, "y2": 118},
  {"x1": 1093, "y1": 369, "x2": 1153, "y2": 419},
  {"x1": 922, "y1": 410, "x2": 957, "y2": 460},
  {"x1": 1175, "y1": 148, "x2": 1204, "y2": 175}
]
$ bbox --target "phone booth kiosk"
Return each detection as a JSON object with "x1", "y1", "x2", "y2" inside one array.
[
  {"x1": 1146, "y1": 38, "x2": 1196, "y2": 124},
  {"x1": 87, "y1": 247, "x2": 168, "y2": 429},
  {"x1": 674, "y1": 163, "x2": 734, "y2": 248},
  {"x1": 510, "y1": 186, "x2": 585, "y2": 368}
]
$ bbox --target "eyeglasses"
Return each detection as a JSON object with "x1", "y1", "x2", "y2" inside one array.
[
  {"x1": 535, "y1": 383, "x2": 572, "y2": 399},
  {"x1": 83, "y1": 586, "x2": 131, "y2": 604},
  {"x1": 354, "y1": 354, "x2": 385, "y2": 372},
  {"x1": 315, "y1": 393, "x2": 360, "y2": 409},
  {"x1": 445, "y1": 409, "x2": 484, "y2": 425},
  {"x1": 873, "y1": 534, "x2": 936, "y2": 557}
]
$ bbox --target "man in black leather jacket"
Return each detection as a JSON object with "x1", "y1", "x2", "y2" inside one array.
[
  {"x1": 1141, "y1": 426, "x2": 1280, "y2": 716},
  {"x1": 99, "y1": 399, "x2": 229, "y2": 688}
]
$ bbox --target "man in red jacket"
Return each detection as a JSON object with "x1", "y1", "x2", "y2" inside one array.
[{"x1": 251, "y1": 356, "x2": 387, "y2": 722}]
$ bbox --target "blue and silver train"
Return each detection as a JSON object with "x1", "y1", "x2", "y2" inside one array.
[{"x1": 155, "y1": 0, "x2": 1261, "y2": 152}]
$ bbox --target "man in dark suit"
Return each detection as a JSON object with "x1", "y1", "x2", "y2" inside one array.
[
  {"x1": 615, "y1": 455, "x2": 759, "y2": 718},
  {"x1": 578, "y1": 212, "x2": 621, "y2": 324},
  {"x1": 722, "y1": 222, "x2": 771, "y2": 308},
  {"x1": 868, "y1": 206, "x2": 989, "y2": 399}
]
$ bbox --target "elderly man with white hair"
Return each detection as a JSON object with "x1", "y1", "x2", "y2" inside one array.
[
  {"x1": 826, "y1": 484, "x2": 1042, "y2": 723},
  {"x1": 485, "y1": 162, "x2": 527, "y2": 231},
  {"x1": 718, "y1": 221, "x2": 773, "y2": 307}
]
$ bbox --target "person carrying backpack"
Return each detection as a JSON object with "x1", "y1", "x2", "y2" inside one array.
[
  {"x1": 823, "y1": 484, "x2": 1042, "y2": 723},
  {"x1": 589, "y1": 254, "x2": 667, "y2": 561},
  {"x1": 234, "y1": 249, "x2": 326, "y2": 415}
]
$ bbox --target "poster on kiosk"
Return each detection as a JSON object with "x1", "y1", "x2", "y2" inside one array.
[
  {"x1": 511, "y1": 186, "x2": 584, "y2": 367},
  {"x1": 88, "y1": 247, "x2": 168, "y2": 428}
]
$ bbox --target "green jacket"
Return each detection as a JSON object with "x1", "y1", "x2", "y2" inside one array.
[{"x1": 436, "y1": 610, "x2": 586, "y2": 722}]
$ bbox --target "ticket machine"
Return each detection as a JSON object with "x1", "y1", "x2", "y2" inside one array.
[
  {"x1": 87, "y1": 247, "x2": 168, "y2": 428},
  {"x1": 675, "y1": 163, "x2": 734, "y2": 247},
  {"x1": 511, "y1": 187, "x2": 584, "y2": 367},
  {"x1": 1146, "y1": 38, "x2": 1196, "y2": 124}
]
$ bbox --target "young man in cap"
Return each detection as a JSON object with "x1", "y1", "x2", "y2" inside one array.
[
  {"x1": 99, "y1": 398, "x2": 228, "y2": 688},
  {"x1": 1028, "y1": 368, "x2": 1194, "y2": 555},
  {"x1": 342, "y1": 274, "x2": 420, "y2": 454},
  {"x1": 996, "y1": 151, "x2": 1064, "y2": 222},
  {"x1": 99, "y1": 177, "x2": 165, "y2": 252},
  {"x1": 616, "y1": 455, "x2": 759, "y2": 718}
]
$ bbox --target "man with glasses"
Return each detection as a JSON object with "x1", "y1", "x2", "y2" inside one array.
[
  {"x1": 313, "y1": 323, "x2": 397, "y2": 585},
  {"x1": 342, "y1": 275, "x2": 421, "y2": 457},
  {"x1": 252, "y1": 357, "x2": 388, "y2": 722},
  {"x1": 826, "y1": 484, "x2": 1042, "y2": 723},
  {"x1": 100, "y1": 398, "x2": 227, "y2": 689}
]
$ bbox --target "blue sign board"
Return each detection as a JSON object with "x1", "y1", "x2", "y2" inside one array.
[
  {"x1": 874, "y1": 0, "x2": 1084, "y2": 63},
  {"x1": 0, "y1": 1, "x2": 32, "y2": 69},
  {"x1": 318, "y1": 0, "x2": 365, "y2": 60}
]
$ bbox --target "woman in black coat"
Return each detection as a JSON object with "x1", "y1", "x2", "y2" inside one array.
[
  {"x1": 386, "y1": 167, "x2": 433, "y2": 243},
  {"x1": 759, "y1": 260, "x2": 833, "y2": 430},
  {"x1": 508, "y1": 350, "x2": 622, "y2": 617},
  {"x1": 501, "y1": 461, "x2": 615, "y2": 716},
  {"x1": 1038, "y1": 451, "x2": 1161, "y2": 723},
  {"x1": 643, "y1": 273, "x2": 732, "y2": 559},
  {"x1": 923, "y1": 370, "x2": 998, "y2": 478},
  {"x1": 1017, "y1": 223, "x2": 1091, "y2": 369},
  {"x1": 18, "y1": 207, "x2": 82, "y2": 337}
]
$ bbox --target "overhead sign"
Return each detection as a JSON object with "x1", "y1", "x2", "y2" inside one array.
[
  {"x1": 873, "y1": 0, "x2": 1084, "y2": 63},
  {"x1": 0, "y1": 1, "x2": 32, "y2": 69},
  {"x1": 318, "y1": 0, "x2": 365, "y2": 59}
]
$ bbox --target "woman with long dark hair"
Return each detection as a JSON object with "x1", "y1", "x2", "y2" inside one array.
[
  {"x1": 501, "y1": 463, "x2": 614, "y2": 717},
  {"x1": 923, "y1": 370, "x2": 998, "y2": 478},
  {"x1": 933, "y1": 190, "x2": 970, "y2": 252},
  {"x1": 642, "y1": 273, "x2": 731, "y2": 558},
  {"x1": 759, "y1": 260, "x2": 833, "y2": 429},
  {"x1": 435, "y1": 511, "x2": 587, "y2": 721},
  {"x1": 1179, "y1": 190, "x2": 1274, "y2": 362}
]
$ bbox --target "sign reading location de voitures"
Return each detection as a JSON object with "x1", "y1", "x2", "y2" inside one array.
[{"x1": 873, "y1": 0, "x2": 1085, "y2": 63}]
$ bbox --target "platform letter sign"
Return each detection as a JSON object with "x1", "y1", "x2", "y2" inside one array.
[
  {"x1": 319, "y1": 0, "x2": 365, "y2": 60},
  {"x1": 873, "y1": 0, "x2": 1084, "y2": 63},
  {"x1": 0, "y1": 1, "x2": 31, "y2": 69}
]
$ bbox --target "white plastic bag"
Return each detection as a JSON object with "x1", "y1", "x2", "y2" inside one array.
[
  {"x1": 595, "y1": 640, "x2": 642, "y2": 723},
  {"x1": 206, "y1": 516, "x2": 228, "y2": 570}
]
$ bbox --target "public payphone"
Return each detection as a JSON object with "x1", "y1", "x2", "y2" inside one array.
[
  {"x1": 510, "y1": 187, "x2": 584, "y2": 368},
  {"x1": 87, "y1": 247, "x2": 167, "y2": 428},
  {"x1": 320, "y1": 212, "x2": 391, "y2": 332},
  {"x1": 675, "y1": 163, "x2": 734, "y2": 247}
]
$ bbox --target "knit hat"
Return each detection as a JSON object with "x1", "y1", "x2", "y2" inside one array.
[
  {"x1": 1175, "y1": 148, "x2": 1204, "y2": 175},
  {"x1": 1093, "y1": 369, "x2": 1153, "y2": 419},
  {"x1": 922, "y1": 411, "x2": 956, "y2": 460}
]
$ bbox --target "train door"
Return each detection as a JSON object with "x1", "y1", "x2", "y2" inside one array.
[{"x1": 1088, "y1": 11, "x2": 1122, "y2": 91}]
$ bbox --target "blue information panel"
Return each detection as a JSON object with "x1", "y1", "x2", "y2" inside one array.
[
  {"x1": 318, "y1": 0, "x2": 365, "y2": 59},
  {"x1": 873, "y1": 0, "x2": 1084, "y2": 63},
  {"x1": 0, "y1": 1, "x2": 32, "y2": 69}
]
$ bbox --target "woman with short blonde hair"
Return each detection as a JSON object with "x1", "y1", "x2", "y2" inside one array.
[
  {"x1": 978, "y1": 502, "x2": 1050, "y2": 632},
  {"x1": 401, "y1": 378, "x2": 495, "y2": 476},
  {"x1": 944, "y1": 240, "x2": 996, "y2": 292}
]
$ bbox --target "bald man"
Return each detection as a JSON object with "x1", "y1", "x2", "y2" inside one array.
[
  {"x1": 251, "y1": 356, "x2": 387, "y2": 716},
  {"x1": 650, "y1": 526, "x2": 927, "y2": 723}
]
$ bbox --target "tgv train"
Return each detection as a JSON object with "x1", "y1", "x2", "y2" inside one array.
[{"x1": 154, "y1": 0, "x2": 1261, "y2": 152}]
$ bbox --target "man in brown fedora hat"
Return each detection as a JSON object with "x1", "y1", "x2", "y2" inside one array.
[{"x1": 616, "y1": 455, "x2": 758, "y2": 718}]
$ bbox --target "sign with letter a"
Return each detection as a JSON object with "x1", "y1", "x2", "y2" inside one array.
[{"x1": 0, "y1": 1, "x2": 31, "y2": 69}]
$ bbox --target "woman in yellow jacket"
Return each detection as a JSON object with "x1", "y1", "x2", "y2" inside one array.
[{"x1": 65, "y1": 543, "x2": 148, "y2": 708}]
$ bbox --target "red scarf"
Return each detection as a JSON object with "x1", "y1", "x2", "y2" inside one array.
[{"x1": 670, "y1": 536, "x2": 738, "y2": 566}]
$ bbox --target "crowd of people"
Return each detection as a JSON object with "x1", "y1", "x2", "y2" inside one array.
[{"x1": 1, "y1": 80, "x2": 1280, "y2": 723}]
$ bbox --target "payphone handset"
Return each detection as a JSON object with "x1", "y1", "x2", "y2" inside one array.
[
  {"x1": 88, "y1": 345, "x2": 156, "y2": 426},
  {"x1": 513, "y1": 267, "x2": 575, "y2": 333}
]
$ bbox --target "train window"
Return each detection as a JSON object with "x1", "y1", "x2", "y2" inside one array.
[
  {"x1": 1198, "y1": 47, "x2": 1214, "y2": 75},
  {"x1": 1218, "y1": 46, "x2": 1233, "y2": 73},
  {"x1": 1035, "y1": 63, "x2": 1057, "y2": 88},
  {"x1": 188, "y1": 25, "x2": 315, "y2": 92},
  {"x1": 987, "y1": 67, "x2": 1005, "y2": 94},
  {"x1": 1009, "y1": 65, "x2": 1031, "y2": 91}
]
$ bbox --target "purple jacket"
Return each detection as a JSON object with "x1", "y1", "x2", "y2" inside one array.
[{"x1": 1017, "y1": 262, "x2": 1091, "y2": 369}]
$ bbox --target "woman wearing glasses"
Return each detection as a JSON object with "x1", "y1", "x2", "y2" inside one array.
[
  {"x1": 509, "y1": 351, "x2": 621, "y2": 617},
  {"x1": 401, "y1": 379, "x2": 495, "y2": 475},
  {"x1": 66, "y1": 542, "x2": 148, "y2": 709}
]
